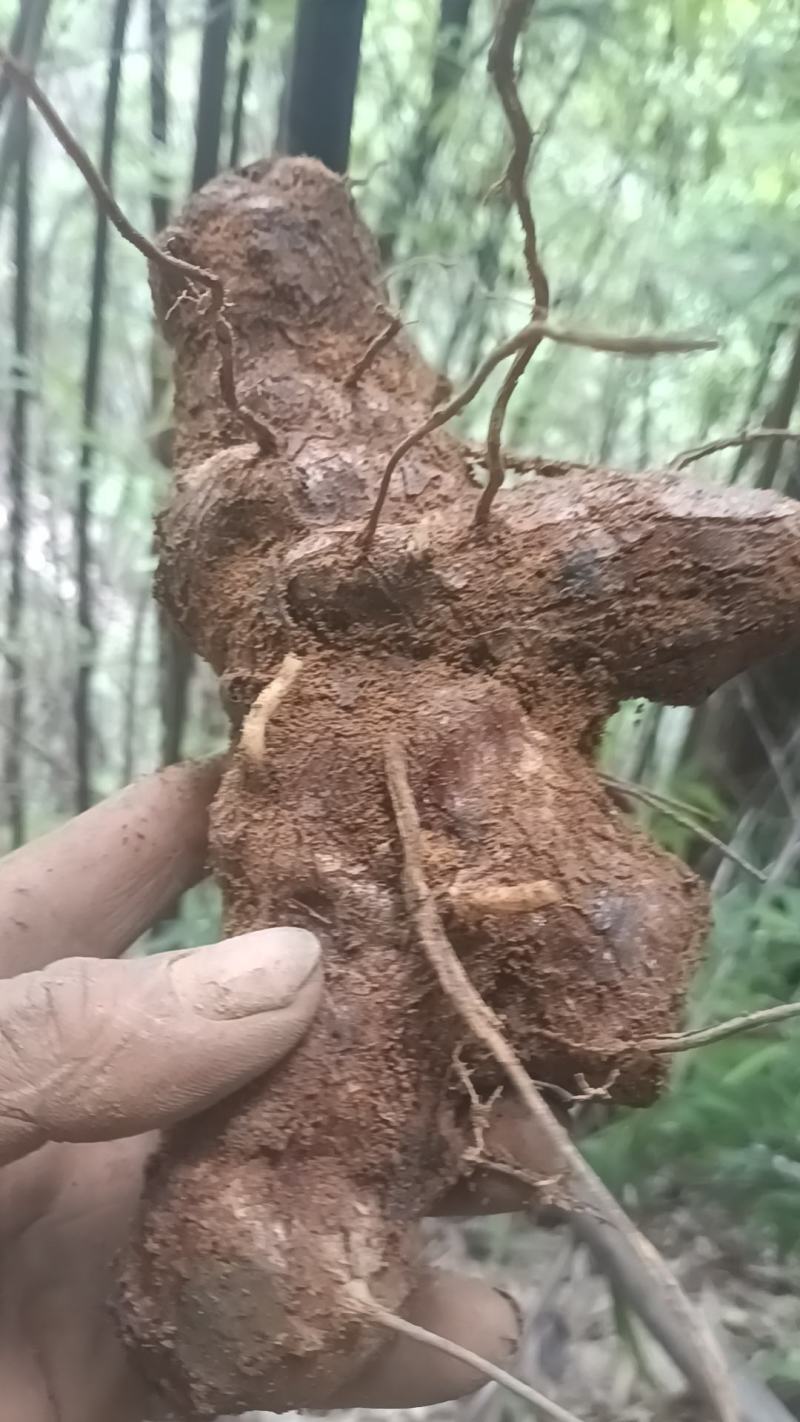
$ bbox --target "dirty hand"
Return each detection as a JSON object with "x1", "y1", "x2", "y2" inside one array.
[{"x1": 0, "y1": 760, "x2": 527, "y2": 1422}]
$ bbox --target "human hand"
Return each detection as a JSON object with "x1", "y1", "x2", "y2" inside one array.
[{"x1": 0, "y1": 760, "x2": 537, "y2": 1422}]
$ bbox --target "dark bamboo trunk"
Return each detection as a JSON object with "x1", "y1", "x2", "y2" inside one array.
[
  {"x1": 756, "y1": 328, "x2": 800, "y2": 491},
  {"x1": 156, "y1": 0, "x2": 238, "y2": 769},
  {"x1": 667, "y1": 328, "x2": 800, "y2": 877},
  {"x1": 74, "y1": 0, "x2": 132, "y2": 810},
  {"x1": 729, "y1": 321, "x2": 784, "y2": 482},
  {"x1": 4, "y1": 104, "x2": 31, "y2": 848},
  {"x1": 149, "y1": 0, "x2": 186, "y2": 771},
  {"x1": 0, "y1": 0, "x2": 50, "y2": 213},
  {"x1": 280, "y1": 0, "x2": 367, "y2": 174},
  {"x1": 229, "y1": 0, "x2": 259, "y2": 168},
  {"x1": 192, "y1": 0, "x2": 233, "y2": 190}
]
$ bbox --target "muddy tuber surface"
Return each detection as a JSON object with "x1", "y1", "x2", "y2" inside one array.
[{"x1": 114, "y1": 158, "x2": 800, "y2": 1417}]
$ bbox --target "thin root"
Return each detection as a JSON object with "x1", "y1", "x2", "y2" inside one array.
[
  {"x1": 670, "y1": 425, "x2": 800, "y2": 470},
  {"x1": 464, "y1": 1147, "x2": 566, "y2": 1203},
  {"x1": 603, "y1": 772, "x2": 767, "y2": 884},
  {"x1": 384, "y1": 733, "x2": 736, "y2": 1422},
  {"x1": 448, "y1": 877, "x2": 561, "y2": 918},
  {"x1": 572, "y1": 1068, "x2": 621, "y2": 1101},
  {"x1": 343, "y1": 305, "x2": 403, "y2": 389},
  {"x1": 360, "y1": 320, "x2": 717, "y2": 551},
  {"x1": 475, "y1": 0, "x2": 549, "y2": 529},
  {"x1": 239, "y1": 654, "x2": 303, "y2": 765},
  {"x1": 343, "y1": 1279, "x2": 589, "y2": 1422},
  {"x1": 637, "y1": 999, "x2": 800, "y2": 1055},
  {"x1": 453, "y1": 1047, "x2": 502, "y2": 1156},
  {"x1": 1, "y1": 48, "x2": 277, "y2": 455}
]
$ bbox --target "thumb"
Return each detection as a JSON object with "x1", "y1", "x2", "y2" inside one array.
[{"x1": 0, "y1": 928, "x2": 321, "y2": 1164}]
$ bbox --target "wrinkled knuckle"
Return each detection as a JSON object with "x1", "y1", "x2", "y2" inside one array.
[
  {"x1": 5, "y1": 960, "x2": 102, "y2": 1131},
  {"x1": 38, "y1": 959, "x2": 96, "y2": 1054}
]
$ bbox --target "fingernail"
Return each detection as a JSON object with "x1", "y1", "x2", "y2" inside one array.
[{"x1": 173, "y1": 928, "x2": 321, "y2": 1020}]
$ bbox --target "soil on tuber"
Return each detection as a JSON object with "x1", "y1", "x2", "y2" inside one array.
[{"x1": 114, "y1": 157, "x2": 800, "y2": 1417}]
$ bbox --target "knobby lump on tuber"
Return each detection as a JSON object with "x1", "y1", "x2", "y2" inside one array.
[{"x1": 104, "y1": 154, "x2": 800, "y2": 1418}]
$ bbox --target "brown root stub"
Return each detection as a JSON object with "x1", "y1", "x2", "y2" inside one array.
[{"x1": 114, "y1": 156, "x2": 800, "y2": 1417}]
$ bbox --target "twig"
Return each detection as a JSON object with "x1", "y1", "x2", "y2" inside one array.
[
  {"x1": 0, "y1": 48, "x2": 277, "y2": 455},
  {"x1": 603, "y1": 772, "x2": 767, "y2": 884},
  {"x1": 636, "y1": 999, "x2": 800, "y2": 1055},
  {"x1": 671, "y1": 426, "x2": 800, "y2": 471},
  {"x1": 360, "y1": 321, "x2": 717, "y2": 550},
  {"x1": 487, "y1": 0, "x2": 548, "y2": 315},
  {"x1": 601, "y1": 772, "x2": 715, "y2": 822},
  {"x1": 343, "y1": 305, "x2": 403, "y2": 389},
  {"x1": 476, "y1": 0, "x2": 549, "y2": 528},
  {"x1": 568, "y1": 1209, "x2": 800, "y2": 1422},
  {"x1": 384, "y1": 734, "x2": 736, "y2": 1422},
  {"x1": 239, "y1": 654, "x2": 303, "y2": 765},
  {"x1": 344, "y1": 1281, "x2": 588, "y2": 1422}
]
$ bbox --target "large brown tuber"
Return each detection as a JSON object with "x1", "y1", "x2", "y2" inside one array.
[{"x1": 115, "y1": 158, "x2": 800, "y2": 1417}]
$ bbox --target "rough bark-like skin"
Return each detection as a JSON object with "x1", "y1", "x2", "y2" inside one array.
[{"x1": 115, "y1": 158, "x2": 800, "y2": 1417}]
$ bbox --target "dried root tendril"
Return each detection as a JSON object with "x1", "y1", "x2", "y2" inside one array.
[
  {"x1": 343, "y1": 1279, "x2": 588, "y2": 1422},
  {"x1": 360, "y1": 320, "x2": 718, "y2": 551},
  {"x1": 476, "y1": 0, "x2": 548, "y2": 529},
  {"x1": 343, "y1": 304, "x2": 404, "y2": 389},
  {"x1": 0, "y1": 48, "x2": 278, "y2": 455},
  {"x1": 383, "y1": 734, "x2": 737, "y2": 1422}
]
